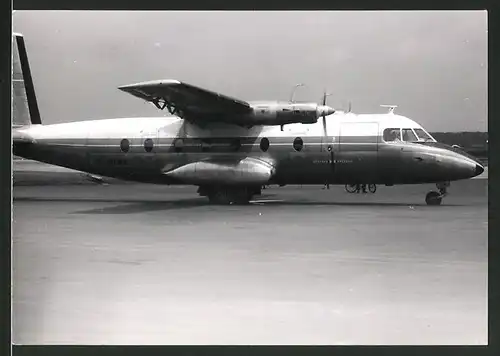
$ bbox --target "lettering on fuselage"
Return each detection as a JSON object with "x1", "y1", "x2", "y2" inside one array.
[
  {"x1": 92, "y1": 157, "x2": 129, "y2": 166},
  {"x1": 313, "y1": 159, "x2": 353, "y2": 164},
  {"x1": 334, "y1": 159, "x2": 353, "y2": 164}
]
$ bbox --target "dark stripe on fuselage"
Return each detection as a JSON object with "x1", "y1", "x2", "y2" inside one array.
[
  {"x1": 14, "y1": 135, "x2": 384, "y2": 184},
  {"x1": 14, "y1": 134, "x2": 471, "y2": 185},
  {"x1": 30, "y1": 135, "x2": 381, "y2": 153}
]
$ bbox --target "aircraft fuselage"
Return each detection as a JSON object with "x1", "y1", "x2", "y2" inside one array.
[{"x1": 13, "y1": 113, "x2": 483, "y2": 187}]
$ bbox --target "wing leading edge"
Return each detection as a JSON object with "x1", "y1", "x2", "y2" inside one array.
[{"x1": 118, "y1": 79, "x2": 253, "y2": 125}]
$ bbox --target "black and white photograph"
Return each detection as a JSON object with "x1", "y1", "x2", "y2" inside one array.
[{"x1": 12, "y1": 10, "x2": 487, "y2": 345}]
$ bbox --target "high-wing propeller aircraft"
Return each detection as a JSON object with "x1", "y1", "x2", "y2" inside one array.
[{"x1": 12, "y1": 33, "x2": 484, "y2": 205}]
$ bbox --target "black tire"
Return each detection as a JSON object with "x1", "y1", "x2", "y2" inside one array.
[
  {"x1": 208, "y1": 188, "x2": 251, "y2": 205},
  {"x1": 425, "y1": 191, "x2": 442, "y2": 206},
  {"x1": 345, "y1": 184, "x2": 358, "y2": 193},
  {"x1": 368, "y1": 184, "x2": 377, "y2": 193},
  {"x1": 208, "y1": 190, "x2": 230, "y2": 205}
]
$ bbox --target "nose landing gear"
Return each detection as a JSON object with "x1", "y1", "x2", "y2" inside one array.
[{"x1": 425, "y1": 182, "x2": 450, "y2": 206}]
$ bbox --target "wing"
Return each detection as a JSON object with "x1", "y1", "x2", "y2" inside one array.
[{"x1": 118, "y1": 79, "x2": 253, "y2": 124}]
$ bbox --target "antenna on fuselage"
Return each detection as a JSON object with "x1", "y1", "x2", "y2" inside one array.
[
  {"x1": 380, "y1": 104, "x2": 398, "y2": 114},
  {"x1": 289, "y1": 83, "x2": 305, "y2": 103}
]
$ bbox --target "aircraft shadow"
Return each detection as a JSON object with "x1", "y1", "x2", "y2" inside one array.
[
  {"x1": 71, "y1": 198, "x2": 209, "y2": 214},
  {"x1": 14, "y1": 196, "x2": 197, "y2": 204},
  {"x1": 14, "y1": 196, "x2": 468, "y2": 215},
  {"x1": 253, "y1": 200, "x2": 466, "y2": 207},
  {"x1": 71, "y1": 200, "x2": 467, "y2": 215}
]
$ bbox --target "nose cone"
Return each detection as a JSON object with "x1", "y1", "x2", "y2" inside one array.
[
  {"x1": 474, "y1": 163, "x2": 484, "y2": 177},
  {"x1": 317, "y1": 105, "x2": 335, "y2": 117},
  {"x1": 438, "y1": 152, "x2": 483, "y2": 180}
]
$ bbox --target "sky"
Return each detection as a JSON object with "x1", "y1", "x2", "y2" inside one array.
[{"x1": 13, "y1": 10, "x2": 487, "y2": 132}]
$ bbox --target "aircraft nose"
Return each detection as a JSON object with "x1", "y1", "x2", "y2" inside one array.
[
  {"x1": 453, "y1": 155, "x2": 482, "y2": 180},
  {"x1": 430, "y1": 146, "x2": 485, "y2": 181},
  {"x1": 474, "y1": 163, "x2": 484, "y2": 177}
]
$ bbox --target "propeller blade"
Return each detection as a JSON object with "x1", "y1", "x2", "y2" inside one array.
[{"x1": 321, "y1": 90, "x2": 329, "y2": 136}]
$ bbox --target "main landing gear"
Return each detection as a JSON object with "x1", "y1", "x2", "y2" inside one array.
[
  {"x1": 197, "y1": 185, "x2": 262, "y2": 205},
  {"x1": 425, "y1": 181, "x2": 450, "y2": 206}
]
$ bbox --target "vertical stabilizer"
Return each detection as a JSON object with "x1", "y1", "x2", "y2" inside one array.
[{"x1": 12, "y1": 33, "x2": 42, "y2": 127}]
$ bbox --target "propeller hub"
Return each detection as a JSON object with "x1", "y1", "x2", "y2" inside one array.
[{"x1": 317, "y1": 105, "x2": 335, "y2": 117}]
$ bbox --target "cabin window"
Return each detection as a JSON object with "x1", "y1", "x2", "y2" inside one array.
[
  {"x1": 402, "y1": 128, "x2": 418, "y2": 142},
  {"x1": 174, "y1": 139, "x2": 183, "y2": 153},
  {"x1": 260, "y1": 137, "x2": 270, "y2": 152},
  {"x1": 144, "y1": 138, "x2": 154, "y2": 153},
  {"x1": 293, "y1": 137, "x2": 304, "y2": 151},
  {"x1": 413, "y1": 128, "x2": 433, "y2": 142},
  {"x1": 383, "y1": 128, "x2": 402, "y2": 142},
  {"x1": 120, "y1": 138, "x2": 130, "y2": 153}
]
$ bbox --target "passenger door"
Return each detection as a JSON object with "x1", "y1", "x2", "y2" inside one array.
[{"x1": 338, "y1": 122, "x2": 379, "y2": 181}]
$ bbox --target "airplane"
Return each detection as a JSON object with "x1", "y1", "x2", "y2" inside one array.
[{"x1": 12, "y1": 33, "x2": 484, "y2": 206}]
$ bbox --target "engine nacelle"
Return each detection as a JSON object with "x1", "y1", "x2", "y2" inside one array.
[
  {"x1": 163, "y1": 157, "x2": 275, "y2": 185},
  {"x1": 248, "y1": 102, "x2": 334, "y2": 126}
]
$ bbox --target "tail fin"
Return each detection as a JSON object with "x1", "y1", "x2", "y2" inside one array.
[{"x1": 12, "y1": 33, "x2": 42, "y2": 127}]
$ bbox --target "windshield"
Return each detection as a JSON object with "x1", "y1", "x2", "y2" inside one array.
[
  {"x1": 402, "y1": 128, "x2": 418, "y2": 142},
  {"x1": 413, "y1": 128, "x2": 434, "y2": 142},
  {"x1": 383, "y1": 127, "x2": 436, "y2": 143}
]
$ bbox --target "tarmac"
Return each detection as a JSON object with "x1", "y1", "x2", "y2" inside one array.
[{"x1": 11, "y1": 161, "x2": 488, "y2": 345}]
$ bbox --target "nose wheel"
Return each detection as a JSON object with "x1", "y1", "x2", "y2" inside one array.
[{"x1": 425, "y1": 182, "x2": 449, "y2": 206}]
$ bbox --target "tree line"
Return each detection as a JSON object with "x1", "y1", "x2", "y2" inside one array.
[{"x1": 429, "y1": 132, "x2": 488, "y2": 159}]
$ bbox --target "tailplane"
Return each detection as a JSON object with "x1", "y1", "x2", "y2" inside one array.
[{"x1": 12, "y1": 33, "x2": 42, "y2": 128}]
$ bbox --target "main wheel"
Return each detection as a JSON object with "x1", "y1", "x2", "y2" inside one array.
[
  {"x1": 208, "y1": 190, "x2": 230, "y2": 205},
  {"x1": 368, "y1": 184, "x2": 377, "y2": 193},
  {"x1": 345, "y1": 184, "x2": 358, "y2": 193},
  {"x1": 425, "y1": 191, "x2": 442, "y2": 206},
  {"x1": 207, "y1": 187, "x2": 252, "y2": 205}
]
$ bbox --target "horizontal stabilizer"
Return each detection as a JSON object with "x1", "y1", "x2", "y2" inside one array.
[{"x1": 12, "y1": 129, "x2": 35, "y2": 143}]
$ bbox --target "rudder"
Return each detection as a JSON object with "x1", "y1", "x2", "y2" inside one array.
[{"x1": 12, "y1": 33, "x2": 42, "y2": 127}]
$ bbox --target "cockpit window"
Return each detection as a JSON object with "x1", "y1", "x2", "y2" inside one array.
[
  {"x1": 384, "y1": 127, "x2": 435, "y2": 143},
  {"x1": 402, "y1": 128, "x2": 418, "y2": 142},
  {"x1": 413, "y1": 128, "x2": 434, "y2": 142},
  {"x1": 383, "y1": 128, "x2": 402, "y2": 142}
]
